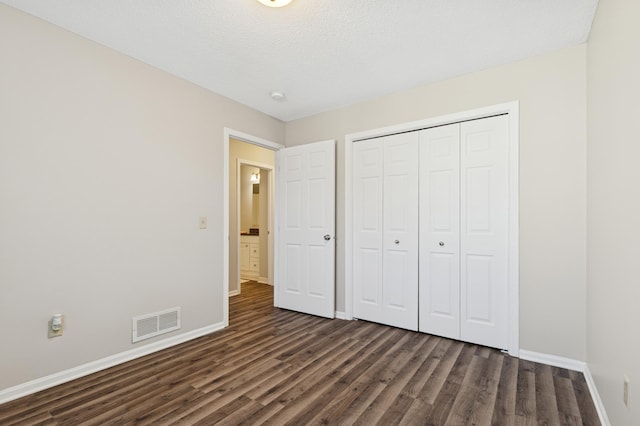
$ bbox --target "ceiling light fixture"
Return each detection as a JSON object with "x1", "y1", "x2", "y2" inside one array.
[{"x1": 257, "y1": 0, "x2": 293, "y2": 7}]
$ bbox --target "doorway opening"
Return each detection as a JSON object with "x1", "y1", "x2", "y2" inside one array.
[
  {"x1": 223, "y1": 128, "x2": 284, "y2": 326},
  {"x1": 235, "y1": 161, "x2": 273, "y2": 294}
]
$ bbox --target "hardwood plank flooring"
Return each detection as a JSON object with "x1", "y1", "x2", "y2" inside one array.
[{"x1": 0, "y1": 281, "x2": 600, "y2": 425}]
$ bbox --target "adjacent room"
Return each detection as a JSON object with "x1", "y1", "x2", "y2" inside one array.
[{"x1": 1, "y1": 0, "x2": 638, "y2": 424}]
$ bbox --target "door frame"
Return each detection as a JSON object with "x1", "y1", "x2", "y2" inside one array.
[
  {"x1": 223, "y1": 128, "x2": 284, "y2": 326},
  {"x1": 344, "y1": 101, "x2": 520, "y2": 356}
]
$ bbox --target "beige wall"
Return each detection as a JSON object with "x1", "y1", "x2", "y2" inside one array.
[
  {"x1": 286, "y1": 45, "x2": 588, "y2": 361},
  {"x1": 228, "y1": 139, "x2": 275, "y2": 293},
  {"x1": 587, "y1": 0, "x2": 640, "y2": 424},
  {"x1": 0, "y1": 5, "x2": 284, "y2": 391},
  {"x1": 2, "y1": 0, "x2": 614, "y2": 405}
]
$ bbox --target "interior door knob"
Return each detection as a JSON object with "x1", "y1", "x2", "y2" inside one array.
[
  {"x1": 324, "y1": 234, "x2": 331, "y2": 241},
  {"x1": 394, "y1": 240, "x2": 400, "y2": 244},
  {"x1": 439, "y1": 241, "x2": 445, "y2": 246}
]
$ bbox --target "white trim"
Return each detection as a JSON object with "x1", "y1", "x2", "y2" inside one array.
[
  {"x1": 223, "y1": 128, "x2": 284, "y2": 327},
  {"x1": 507, "y1": 104, "x2": 520, "y2": 357},
  {"x1": 344, "y1": 101, "x2": 520, "y2": 356},
  {"x1": 225, "y1": 128, "x2": 285, "y2": 151},
  {"x1": 228, "y1": 290, "x2": 240, "y2": 297},
  {"x1": 223, "y1": 129, "x2": 230, "y2": 326},
  {"x1": 0, "y1": 322, "x2": 225, "y2": 405},
  {"x1": 273, "y1": 152, "x2": 280, "y2": 308},
  {"x1": 519, "y1": 350, "x2": 609, "y2": 425},
  {"x1": 583, "y1": 365, "x2": 611, "y2": 426},
  {"x1": 335, "y1": 311, "x2": 347, "y2": 320},
  {"x1": 258, "y1": 276, "x2": 270, "y2": 284},
  {"x1": 347, "y1": 103, "x2": 518, "y2": 142},
  {"x1": 519, "y1": 349, "x2": 586, "y2": 372}
]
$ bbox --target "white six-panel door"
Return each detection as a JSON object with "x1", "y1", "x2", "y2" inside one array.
[
  {"x1": 276, "y1": 140, "x2": 335, "y2": 318},
  {"x1": 353, "y1": 132, "x2": 419, "y2": 331},
  {"x1": 459, "y1": 115, "x2": 509, "y2": 349},
  {"x1": 418, "y1": 124, "x2": 461, "y2": 340}
]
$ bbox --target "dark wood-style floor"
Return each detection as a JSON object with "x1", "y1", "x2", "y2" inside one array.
[{"x1": 1, "y1": 281, "x2": 599, "y2": 425}]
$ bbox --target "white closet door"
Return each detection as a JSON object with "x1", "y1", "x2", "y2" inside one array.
[
  {"x1": 382, "y1": 133, "x2": 419, "y2": 330},
  {"x1": 353, "y1": 132, "x2": 419, "y2": 331},
  {"x1": 460, "y1": 115, "x2": 509, "y2": 349},
  {"x1": 418, "y1": 124, "x2": 461, "y2": 339},
  {"x1": 352, "y1": 138, "x2": 384, "y2": 324}
]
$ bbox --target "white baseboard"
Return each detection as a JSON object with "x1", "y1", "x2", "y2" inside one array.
[
  {"x1": 583, "y1": 365, "x2": 611, "y2": 426},
  {"x1": 519, "y1": 350, "x2": 609, "y2": 426},
  {"x1": 335, "y1": 311, "x2": 347, "y2": 320},
  {"x1": 258, "y1": 276, "x2": 270, "y2": 285},
  {"x1": 519, "y1": 349, "x2": 586, "y2": 372},
  {"x1": 228, "y1": 289, "x2": 240, "y2": 297},
  {"x1": 0, "y1": 321, "x2": 225, "y2": 405}
]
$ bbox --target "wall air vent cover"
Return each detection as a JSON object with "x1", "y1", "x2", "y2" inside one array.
[{"x1": 132, "y1": 307, "x2": 180, "y2": 343}]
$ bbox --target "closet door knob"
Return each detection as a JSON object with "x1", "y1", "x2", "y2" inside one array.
[
  {"x1": 324, "y1": 234, "x2": 332, "y2": 241},
  {"x1": 439, "y1": 241, "x2": 445, "y2": 247},
  {"x1": 394, "y1": 240, "x2": 400, "y2": 244}
]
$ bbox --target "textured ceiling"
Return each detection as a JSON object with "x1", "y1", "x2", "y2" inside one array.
[{"x1": 1, "y1": 0, "x2": 598, "y2": 121}]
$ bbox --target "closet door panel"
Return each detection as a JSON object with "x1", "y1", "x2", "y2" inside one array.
[
  {"x1": 460, "y1": 115, "x2": 509, "y2": 349},
  {"x1": 353, "y1": 133, "x2": 419, "y2": 331},
  {"x1": 353, "y1": 139, "x2": 384, "y2": 320},
  {"x1": 418, "y1": 124, "x2": 461, "y2": 339},
  {"x1": 381, "y1": 133, "x2": 419, "y2": 330}
]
